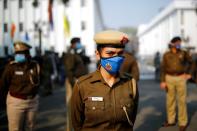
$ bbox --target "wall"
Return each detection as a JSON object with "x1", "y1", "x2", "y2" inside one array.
[{"x1": 138, "y1": 0, "x2": 197, "y2": 57}]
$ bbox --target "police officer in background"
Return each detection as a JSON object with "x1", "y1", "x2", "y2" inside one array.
[
  {"x1": 0, "y1": 41, "x2": 40, "y2": 131},
  {"x1": 120, "y1": 51, "x2": 139, "y2": 81},
  {"x1": 154, "y1": 51, "x2": 161, "y2": 81},
  {"x1": 63, "y1": 37, "x2": 87, "y2": 131},
  {"x1": 64, "y1": 37, "x2": 87, "y2": 87},
  {"x1": 160, "y1": 36, "x2": 193, "y2": 131},
  {"x1": 71, "y1": 30, "x2": 139, "y2": 131}
]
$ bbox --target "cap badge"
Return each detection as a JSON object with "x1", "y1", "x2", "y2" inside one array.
[
  {"x1": 15, "y1": 44, "x2": 20, "y2": 50},
  {"x1": 105, "y1": 63, "x2": 112, "y2": 71},
  {"x1": 120, "y1": 36, "x2": 129, "y2": 44}
]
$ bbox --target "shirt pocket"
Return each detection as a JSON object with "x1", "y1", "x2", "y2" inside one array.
[
  {"x1": 84, "y1": 101, "x2": 105, "y2": 123},
  {"x1": 118, "y1": 98, "x2": 134, "y2": 121},
  {"x1": 12, "y1": 73, "x2": 25, "y2": 85}
]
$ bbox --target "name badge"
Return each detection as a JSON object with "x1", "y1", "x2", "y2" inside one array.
[
  {"x1": 15, "y1": 71, "x2": 24, "y2": 75},
  {"x1": 90, "y1": 97, "x2": 103, "y2": 101}
]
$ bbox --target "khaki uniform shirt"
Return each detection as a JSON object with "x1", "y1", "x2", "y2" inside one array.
[
  {"x1": 0, "y1": 60, "x2": 40, "y2": 95},
  {"x1": 63, "y1": 49, "x2": 86, "y2": 87},
  {"x1": 120, "y1": 52, "x2": 139, "y2": 81},
  {"x1": 71, "y1": 69, "x2": 138, "y2": 131},
  {"x1": 161, "y1": 50, "x2": 193, "y2": 82}
]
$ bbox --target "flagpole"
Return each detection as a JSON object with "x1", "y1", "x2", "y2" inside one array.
[
  {"x1": 32, "y1": 0, "x2": 39, "y2": 53},
  {"x1": 24, "y1": 0, "x2": 27, "y2": 34},
  {"x1": 54, "y1": 0, "x2": 57, "y2": 52},
  {"x1": 9, "y1": 0, "x2": 13, "y2": 55},
  {"x1": 47, "y1": 0, "x2": 50, "y2": 52},
  {"x1": 33, "y1": 1, "x2": 35, "y2": 49},
  {"x1": 18, "y1": 0, "x2": 20, "y2": 39},
  {"x1": 63, "y1": 3, "x2": 67, "y2": 52},
  {"x1": 2, "y1": 0, "x2": 5, "y2": 56}
]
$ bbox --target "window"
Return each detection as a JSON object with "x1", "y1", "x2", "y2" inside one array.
[
  {"x1": 180, "y1": 10, "x2": 184, "y2": 25},
  {"x1": 4, "y1": 0, "x2": 8, "y2": 9},
  {"x1": 81, "y1": 0, "x2": 86, "y2": 7},
  {"x1": 19, "y1": 23, "x2": 23, "y2": 32},
  {"x1": 4, "y1": 23, "x2": 8, "y2": 33},
  {"x1": 181, "y1": 29, "x2": 185, "y2": 38},
  {"x1": 19, "y1": 0, "x2": 23, "y2": 8},
  {"x1": 62, "y1": 0, "x2": 69, "y2": 6},
  {"x1": 81, "y1": 21, "x2": 86, "y2": 30}
]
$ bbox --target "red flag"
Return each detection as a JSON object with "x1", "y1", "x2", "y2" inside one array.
[
  {"x1": 10, "y1": 23, "x2": 16, "y2": 39},
  {"x1": 48, "y1": 0, "x2": 53, "y2": 30}
]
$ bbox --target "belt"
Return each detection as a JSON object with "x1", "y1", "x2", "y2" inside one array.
[
  {"x1": 10, "y1": 92, "x2": 36, "y2": 100},
  {"x1": 167, "y1": 72, "x2": 184, "y2": 76}
]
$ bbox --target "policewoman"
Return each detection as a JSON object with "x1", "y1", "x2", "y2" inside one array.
[
  {"x1": 0, "y1": 41, "x2": 40, "y2": 131},
  {"x1": 71, "y1": 30, "x2": 139, "y2": 131}
]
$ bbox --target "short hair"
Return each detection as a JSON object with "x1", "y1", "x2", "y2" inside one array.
[
  {"x1": 171, "y1": 36, "x2": 182, "y2": 43},
  {"x1": 96, "y1": 45, "x2": 103, "y2": 53},
  {"x1": 70, "y1": 37, "x2": 80, "y2": 45},
  {"x1": 15, "y1": 50, "x2": 30, "y2": 55},
  {"x1": 96, "y1": 44, "x2": 125, "y2": 53}
]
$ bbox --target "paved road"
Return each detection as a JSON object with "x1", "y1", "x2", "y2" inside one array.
[
  {"x1": 35, "y1": 80, "x2": 197, "y2": 131},
  {"x1": 134, "y1": 80, "x2": 197, "y2": 131},
  {"x1": 35, "y1": 87, "x2": 66, "y2": 131},
  {"x1": 1, "y1": 80, "x2": 197, "y2": 131}
]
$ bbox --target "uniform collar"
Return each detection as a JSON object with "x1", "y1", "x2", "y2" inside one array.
[
  {"x1": 90, "y1": 67, "x2": 105, "y2": 83},
  {"x1": 169, "y1": 49, "x2": 182, "y2": 54}
]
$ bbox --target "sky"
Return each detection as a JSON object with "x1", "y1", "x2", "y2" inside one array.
[{"x1": 100, "y1": 0, "x2": 172, "y2": 29}]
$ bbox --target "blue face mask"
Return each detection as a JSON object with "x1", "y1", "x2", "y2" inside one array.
[
  {"x1": 76, "y1": 42, "x2": 83, "y2": 49},
  {"x1": 176, "y1": 44, "x2": 181, "y2": 49},
  {"x1": 15, "y1": 54, "x2": 26, "y2": 63},
  {"x1": 100, "y1": 56, "x2": 124, "y2": 75}
]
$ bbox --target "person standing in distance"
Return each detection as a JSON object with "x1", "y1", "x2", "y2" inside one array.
[
  {"x1": 160, "y1": 36, "x2": 193, "y2": 131},
  {"x1": 0, "y1": 41, "x2": 40, "y2": 131},
  {"x1": 120, "y1": 51, "x2": 139, "y2": 81},
  {"x1": 64, "y1": 37, "x2": 87, "y2": 131},
  {"x1": 71, "y1": 30, "x2": 139, "y2": 131}
]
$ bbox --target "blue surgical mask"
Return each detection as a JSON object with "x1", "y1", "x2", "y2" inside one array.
[
  {"x1": 15, "y1": 54, "x2": 26, "y2": 63},
  {"x1": 100, "y1": 56, "x2": 124, "y2": 75},
  {"x1": 76, "y1": 42, "x2": 82, "y2": 49}
]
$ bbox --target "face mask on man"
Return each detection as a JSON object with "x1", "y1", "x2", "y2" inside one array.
[
  {"x1": 76, "y1": 42, "x2": 83, "y2": 49},
  {"x1": 100, "y1": 56, "x2": 124, "y2": 75},
  {"x1": 15, "y1": 54, "x2": 27, "y2": 63},
  {"x1": 175, "y1": 44, "x2": 181, "y2": 49}
]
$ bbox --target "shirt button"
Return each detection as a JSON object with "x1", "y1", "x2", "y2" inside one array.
[{"x1": 128, "y1": 104, "x2": 131, "y2": 107}]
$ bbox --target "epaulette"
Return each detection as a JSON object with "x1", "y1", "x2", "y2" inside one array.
[
  {"x1": 31, "y1": 60, "x2": 39, "y2": 64},
  {"x1": 181, "y1": 48, "x2": 187, "y2": 52},
  {"x1": 125, "y1": 51, "x2": 133, "y2": 56},
  {"x1": 77, "y1": 73, "x2": 93, "y2": 84},
  {"x1": 120, "y1": 72, "x2": 137, "y2": 98},
  {"x1": 120, "y1": 72, "x2": 133, "y2": 80}
]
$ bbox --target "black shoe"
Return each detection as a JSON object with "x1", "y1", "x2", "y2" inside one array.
[
  {"x1": 179, "y1": 126, "x2": 187, "y2": 131},
  {"x1": 162, "y1": 121, "x2": 176, "y2": 127}
]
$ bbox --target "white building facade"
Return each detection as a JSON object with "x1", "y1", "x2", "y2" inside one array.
[
  {"x1": 66, "y1": 0, "x2": 104, "y2": 56},
  {"x1": 138, "y1": 0, "x2": 197, "y2": 57},
  {"x1": 0, "y1": 0, "x2": 104, "y2": 57}
]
